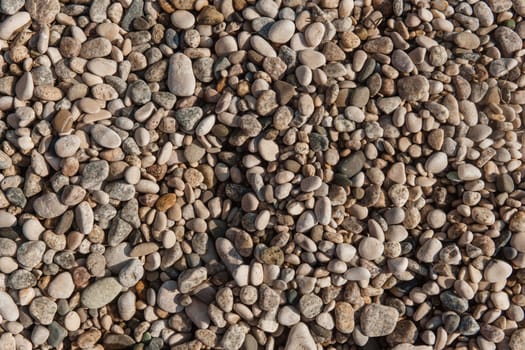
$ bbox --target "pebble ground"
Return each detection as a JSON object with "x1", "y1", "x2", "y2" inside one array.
[{"x1": 0, "y1": 0, "x2": 525, "y2": 350}]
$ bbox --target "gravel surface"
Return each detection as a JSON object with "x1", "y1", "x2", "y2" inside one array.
[{"x1": 0, "y1": 0, "x2": 525, "y2": 349}]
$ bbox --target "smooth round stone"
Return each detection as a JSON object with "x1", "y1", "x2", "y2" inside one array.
[
  {"x1": 391, "y1": 49, "x2": 414, "y2": 73},
  {"x1": 31, "y1": 325, "x2": 49, "y2": 346},
  {"x1": 278, "y1": 306, "x2": 301, "y2": 326},
  {"x1": 336, "y1": 243, "x2": 356, "y2": 262},
  {"x1": 510, "y1": 211, "x2": 525, "y2": 232},
  {"x1": 215, "y1": 36, "x2": 238, "y2": 56},
  {"x1": 494, "y1": 26, "x2": 522, "y2": 57},
  {"x1": 250, "y1": 35, "x2": 277, "y2": 57},
  {"x1": 360, "y1": 304, "x2": 399, "y2": 337},
  {"x1": 48, "y1": 272, "x2": 75, "y2": 299},
  {"x1": 344, "y1": 267, "x2": 371, "y2": 281},
  {"x1": 468, "y1": 125, "x2": 492, "y2": 142},
  {"x1": 457, "y1": 163, "x2": 482, "y2": 181},
  {"x1": 17, "y1": 241, "x2": 45, "y2": 268},
  {"x1": 345, "y1": 106, "x2": 365, "y2": 122},
  {"x1": 268, "y1": 20, "x2": 295, "y2": 44},
  {"x1": 54, "y1": 135, "x2": 80, "y2": 158},
  {"x1": 298, "y1": 49, "x2": 326, "y2": 69},
  {"x1": 453, "y1": 32, "x2": 480, "y2": 49},
  {"x1": 299, "y1": 294, "x2": 323, "y2": 319},
  {"x1": 90, "y1": 124, "x2": 121, "y2": 148},
  {"x1": 157, "y1": 281, "x2": 183, "y2": 313},
  {"x1": 454, "y1": 280, "x2": 475, "y2": 300},
  {"x1": 511, "y1": 233, "x2": 525, "y2": 253},
  {"x1": 0, "y1": 0, "x2": 25, "y2": 15},
  {"x1": 118, "y1": 291, "x2": 136, "y2": 321},
  {"x1": 417, "y1": 238, "x2": 442, "y2": 263},
  {"x1": 510, "y1": 329, "x2": 525, "y2": 350},
  {"x1": 33, "y1": 193, "x2": 67, "y2": 219},
  {"x1": 301, "y1": 176, "x2": 322, "y2": 192},
  {"x1": 0, "y1": 211, "x2": 16, "y2": 228},
  {"x1": 168, "y1": 53, "x2": 195, "y2": 97},
  {"x1": 255, "y1": 0, "x2": 279, "y2": 16},
  {"x1": 171, "y1": 10, "x2": 195, "y2": 29},
  {"x1": 425, "y1": 152, "x2": 448, "y2": 174},
  {"x1": 471, "y1": 207, "x2": 495, "y2": 225},
  {"x1": 304, "y1": 22, "x2": 325, "y2": 47},
  {"x1": 64, "y1": 311, "x2": 81, "y2": 331},
  {"x1": 86, "y1": 58, "x2": 117, "y2": 76},
  {"x1": 358, "y1": 237, "x2": 384, "y2": 260},
  {"x1": 387, "y1": 257, "x2": 408, "y2": 273},
  {"x1": 484, "y1": 259, "x2": 512, "y2": 283},
  {"x1": 427, "y1": 209, "x2": 446, "y2": 228},
  {"x1": 80, "y1": 277, "x2": 122, "y2": 309},
  {"x1": 0, "y1": 291, "x2": 19, "y2": 321},
  {"x1": 0, "y1": 12, "x2": 31, "y2": 40},
  {"x1": 29, "y1": 297, "x2": 57, "y2": 325},
  {"x1": 296, "y1": 211, "x2": 317, "y2": 233},
  {"x1": 22, "y1": 219, "x2": 46, "y2": 241},
  {"x1": 124, "y1": 166, "x2": 141, "y2": 184},
  {"x1": 196, "y1": 115, "x2": 215, "y2": 136},
  {"x1": 314, "y1": 197, "x2": 332, "y2": 226},
  {"x1": 258, "y1": 138, "x2": 279, "y2": 162},
  {"x1": 80, "y1": 37, "x2": 112, "y2": 59}
]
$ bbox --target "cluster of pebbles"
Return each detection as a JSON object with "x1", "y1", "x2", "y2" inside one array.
[{"x1": 0, "y1": 0, "x2": 525, "y2": 349}]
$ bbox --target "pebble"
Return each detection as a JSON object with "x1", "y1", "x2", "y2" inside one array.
[
  {"x1": 157, "y1": 281, "x2": 183, "y2": 313},
  {"x1": 457, "y1": 164, "x2": 482, "y2": 181},
  {"x1": 80, "y1": 277, "x2": 122, "y2": 309},
  {"x1": 90, "y1": 124, "x2": 121, "y2": 148},
  {"x1": 397, "y1": 76, "x2": 429, "y2": 101},
  {"x1": 29, "y1": 297, "x2": 57, "y2": 325},
  {"x1": 0, "y1": 1, "x2": 521, "y2": 348},
  {"x1": 221, "y1": 324, "x2": 246, "y2": 350},
  {"x1": 454, "y1": 32, "x2": 480, "y2": 49},
  {"x1": 425, "y1": 152, "x2": 448, "y2": 174},
  {"x1": 359, "y1": 237, "x2": 384, "y2": 260},
  {"x1": 416, "y1": 238, "x2": 442, "y2": 263},
  {"x1": 268, "y1": 20, "x2": 295, "y2": 44},
  {"x1": 178, "y1": 267, "x2": 207, "y2": 293},
  {"x1": 360, "y1": 305, "x2": 399, "y2": 337},
  {"x1": 484, "y1": 259, "x2": 513, "y2": 283},
  {"x1": 494, "y1": 26, "x2": 522, "y2": 57},
  {"x1": 168, "y1": 53, "x2": 196, "y2": 96},
  {"x1": 48, "y1": 272, "x2": 75, "y2": 299},
  {"x1": 0, "y1": 0, "x2": 24, "y2": 15},
  {"x1": 338, "y1": 151, "x2": 366, "y2": 178},
  {"x1": 0, "y1": 291, "x2": 19, "y2": 321},
  {"x1": 258, "y1": 138, "x2": 279, "y2": 162},
  {"x1": 0, "y1": 12, "x2": 31, "y2": 40},
  {"x1": 0, "y1": 211, "x2": 16, "y2": 227},
  {"x1": 510, "y1": 329, "x2": 525, "y2": 350},
  {"x1": 32, "y1": 193, "x2": 67, "y2": 218},
  {"x1": 284, "y1": 323, "x2": 316, "y2": 350},
  {"x1": 298, "y1": 294, "x2": 323, "y2": 318},
  {"x1": 278, "y1": 306, "x2": 301, "y2": 326}
]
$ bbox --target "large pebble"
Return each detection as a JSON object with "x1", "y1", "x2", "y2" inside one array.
[
  {"x1": 168, "y1": 53, "x2": 195, "y2": 97},
  {"x1": 80, "y1": 277, "x2": 122, "y2": 309},
  {"x1": 90, "y1": 124, "x2": 121, "y2": 148},
  {"x1": 48, "y1": 272, "x2": 75, "y2": 299},
  {"x1": 284, "y1": 323, "x2": 316, "y2": 350},
  {"x1": 157, "y1": 280, "x2": 183, "y2": 313},
  {"x1": 0, "y1": 12, "x2": 30, "y2": 40},
  {"x1": 33, "y1": 193, "x2": 67, "y2": 218},
  {"x1": 268, "y1": 20, "x2": 295, "y2": 44},
  {"x1": 0, "y1": 291, "x2": 19, "y2": 321},
  {"x1": 484, "y1": 259, "x2": 512, "y2": 283},
  {"x1": 0, "y1": 211, "x2": 16, "y2": 228},
  {"x1": 360, "y1": 304, "x2": 399, "y2": 337}
]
